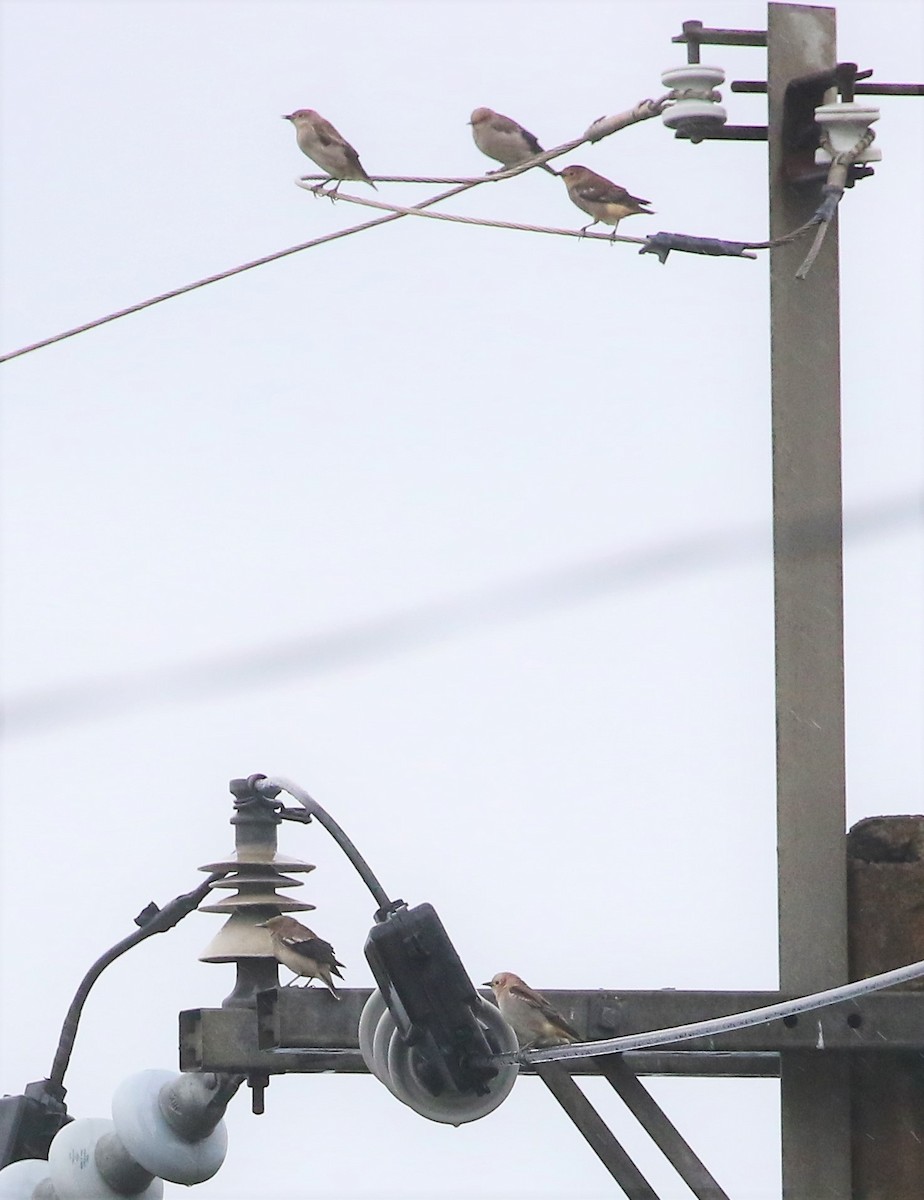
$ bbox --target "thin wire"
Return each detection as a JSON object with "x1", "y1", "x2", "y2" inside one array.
[
  {"x1": 0, "y1": 106, "x2": 875, "y2": 363},
  {"x1": 299, "y1": 173, "x2": 551, "y2": 185},
  {"x1": 503, "y1": 954, "x2": 924, "y2": 1067},
  {"x1": 0, "y1": 100, "x2": 664, "y2": 365},
  {"x1": 296, "y1": 184, "x2": 650, "y2": 246},
  {"x1": 2, "y1": 493, "x2": 919, "y2": 735}
]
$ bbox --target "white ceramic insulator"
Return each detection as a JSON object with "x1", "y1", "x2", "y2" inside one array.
[
  {"x1": 111, "y1": 1072, "x2": 227, "y2": 1186},
  {"x1": 47, "y1": 1120, "x2": 163, "y2": 1200},
  {"x1": 814, "y1": 102, "x2": 882, "y2": 163},
  {"x1": 358, "y1": 989, "x2": 519, "y2": 1125},
  {"x1": 0, "y1": 1159, "x2": 52, "y2": 1199},
  {"x1": 661, "y1": 65, "x2": 728, "y2": 135}
]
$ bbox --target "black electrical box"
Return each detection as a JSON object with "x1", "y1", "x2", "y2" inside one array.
[{"x1": 364, "y1": 903, "x2": 497, "y2": 1096}]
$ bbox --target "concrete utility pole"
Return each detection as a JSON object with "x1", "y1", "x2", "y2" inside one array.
[{"x1": 767, "y1": 4, "x2": 851, "y2": 1194}]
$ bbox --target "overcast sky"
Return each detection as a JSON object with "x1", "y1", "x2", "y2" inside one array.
[{"x1": 1, "y1": 1, "x2": 922, "y2": 1197}]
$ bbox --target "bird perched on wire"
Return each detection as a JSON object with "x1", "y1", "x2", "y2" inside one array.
[
  {"x1": 258, "y1": 915, "x2": 346, "y2": 998},
  {"x1": 560, "y1": 164, "x2": 653, "y2": 236},
  {"x1": 470, "y1": 107, "x2": 558, "y2": 176},
  {"x1": 282, "y1": 109, "x2": 376, "y2": 193},
  {"x1": 485, "y1": 972, "x2": 581, "y2": 1048}
]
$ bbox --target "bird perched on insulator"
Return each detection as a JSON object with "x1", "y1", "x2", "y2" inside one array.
[
  {"x1": 559, "y1": 164, "x2": 654, "y2": 236},
  {"x1": 485, "y1": 971, "x2": 581, "y2": 1048},
  {"x1": 258, "y1": 915, "x2": 345, "y2": 998},
  {"x1": 469, "y1": 107, "x2": 558, "y2": 175},
  {"x1": 283, "y1": 109, "x2": 376, "y2": 193}
]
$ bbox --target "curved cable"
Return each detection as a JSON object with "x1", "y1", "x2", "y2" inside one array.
[
  {"x1": 255, "y1": 776, "x2": 395, "y2": 915},
  {"x1": 49, "y1": 872, "x2": 228, "y2": 1090},
  {"x1": 501, "y1": 954, "x2": 924, "y2": 1067}
]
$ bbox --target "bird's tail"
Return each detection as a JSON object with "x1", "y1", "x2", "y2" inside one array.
[{"x1": 320, "y1": 970, "x2": 341, "y2": 1000}]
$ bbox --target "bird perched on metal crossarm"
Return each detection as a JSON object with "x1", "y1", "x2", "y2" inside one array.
[
  {"x1": 485, "y1": 971, "x2": 582, "y2": 1049},
  {"x1": 258, "y1": 915, "x2": 346, "y2": 998}
]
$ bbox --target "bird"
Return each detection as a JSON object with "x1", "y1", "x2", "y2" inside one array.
[
  {"x1": 469, "y1": 107, "x2": 558, "y2": 175},
  {"x1": 485, "y1": 972, "x2": 581, "y2": 1049},
  {"x1": 258, "y1": 915, "x2": 345, "y2": 998},
  {"x1": 282, "y1": 109, "x2": 376, "y2": 193},
  {"x1": 559, "y1": 164, "x2": 654, "y2": 236}
]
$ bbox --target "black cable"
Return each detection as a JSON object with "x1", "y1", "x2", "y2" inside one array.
[{"x1": 49, "y1": 872, "x2": 228, "y2": 1091}]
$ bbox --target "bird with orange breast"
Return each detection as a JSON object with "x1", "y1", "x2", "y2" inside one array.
[{"x1": 560, "y1": 164, "x2": 654, "y2": 236}]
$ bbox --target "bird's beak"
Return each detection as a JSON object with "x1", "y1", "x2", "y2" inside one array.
[
  {"x1": 482, "y1": 981, "x2": 493, "y2": 987},
  {"x1": 282, "y1": 114, "x2": 292, "y2": 121},
  {"x1": 255, "y1": 920, "x2": 268, "y2": 927}
]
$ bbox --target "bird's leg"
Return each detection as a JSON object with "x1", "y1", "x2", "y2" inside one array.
[
  {"x1": 610, "y1": 219, "x2": 621, "y2": 244},
  {"x1": 578, "y1": 220, "x2": 598, "y2": 241}
]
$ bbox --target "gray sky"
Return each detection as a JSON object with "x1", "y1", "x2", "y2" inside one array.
[{"x1": 1, "y1": 1, "x2": 922, "y2": 1196}]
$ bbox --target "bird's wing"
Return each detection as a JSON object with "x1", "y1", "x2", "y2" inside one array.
[
  {"x1": 510, "y1": 984, "x2": 581, "y2": 1040},
  {"x1": 518, "y1": 127, "x2": 544, "y2": 156},
  {"x1": 313, "y1": 117, "x2": 347, "y2": 149},
  {"x1": 281, "y1": 933, "x2": 339, "y2": 965},
  {"x1": 572, "y1": 177, "x2": 631, "y2": 206},
  {"x1": 491, "y1": 115, "x2": 543, "y2": 156},
  {"x1": 341, "y1": 143, "x2": 367, "y2": 174},
  {"x1": 508, "y1": 983, "x2": 580, "y2": 1035},
  {"x1": 489, "y1": 113, "x2": 521, "y2": 135}
]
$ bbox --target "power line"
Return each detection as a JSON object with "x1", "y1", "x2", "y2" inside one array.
[
  {"x1": 0, "y1": 92, "x2": 862, "y2": 364},
  {"x1": 2, "y1": 494, "x2": 918, "y2": 736},
  {"x1": 0, "y1": 101, "x2": 664, "y2": 365},
  {"x1": 514, "y1": 952, "x2": 924, "y2": 1065}
]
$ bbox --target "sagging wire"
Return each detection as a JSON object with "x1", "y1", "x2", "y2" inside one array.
[
  {"x1": 296, "y1": 185, "x2": 657, "y2": 250},
  {"x1": 492, "y1": 952, "x2": 924, "y2": 1067}
]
